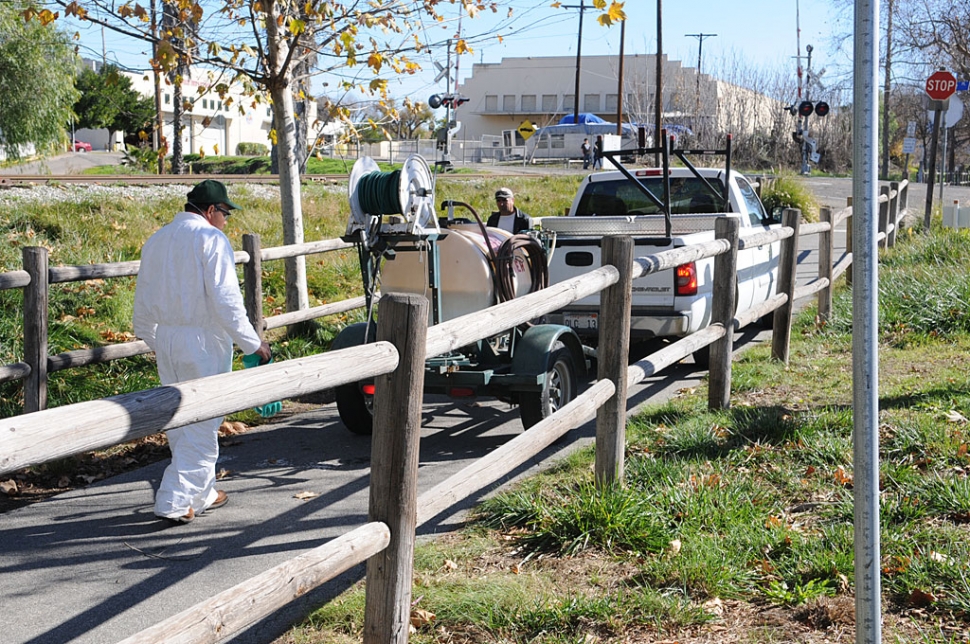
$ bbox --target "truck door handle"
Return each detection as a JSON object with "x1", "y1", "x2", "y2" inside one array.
[{"x1": 565, "y1": 252, "x2": 594, "y2": 267}]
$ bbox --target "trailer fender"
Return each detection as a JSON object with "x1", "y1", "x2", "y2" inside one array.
[
  {"x1": 510, "y1": 324, "x2": 587, "y2": 379},
  {"x1": 330, "y1": 321, "x2": 377, "y2": 351}
]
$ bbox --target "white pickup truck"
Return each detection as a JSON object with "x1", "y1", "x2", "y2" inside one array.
[{"x1": 537, "y1": 166, "x2": 781, "y2": 363}]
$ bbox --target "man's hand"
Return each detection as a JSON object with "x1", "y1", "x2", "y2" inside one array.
[{"x1": 254, "y1": 341, "x2": 272, "y2": 365}]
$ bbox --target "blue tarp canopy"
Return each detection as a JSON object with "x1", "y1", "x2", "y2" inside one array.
[{"x1": 557, "y1": 113, "x2": 608, "y2": 125}]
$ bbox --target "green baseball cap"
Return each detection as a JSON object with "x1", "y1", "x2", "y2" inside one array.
[{"x1": 186, "y1": 179, "x2": 240, "y2": 210}]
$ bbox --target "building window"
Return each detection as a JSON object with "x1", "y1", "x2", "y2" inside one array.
[
  {"x1": 485, "y1": 95, "x2": 498, "y2": 112},
  {"x1": 266, "y1": 107, "x2": 272, "y2": 117},
  {"x1": 583, "y1": 93, "x2": 600, "y2": 112},
  {"x1": 521, "y1": 94, "x2": 536, "y2": 112},
  {"x1": 542, "y1": 94, "x2": 557, "y2": 111},
  {"x1": 563, "y1": 94, "x2": 575, "y2": 112},
  {"x1": 605, "y1": 94, "x2": 618, "y2": 112},
  {"x1": 502, "y1": 94, "x2": 516, "y2": 112},
  {"x1": 164, "y1": 93, "x2": 171, "y2": 105}
]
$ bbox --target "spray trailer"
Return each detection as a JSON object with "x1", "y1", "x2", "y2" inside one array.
[{"x1": 331, "y1": 155, "x2": 587, "y2": 435}]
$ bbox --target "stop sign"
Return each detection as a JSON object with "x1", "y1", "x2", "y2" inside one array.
[{"x1": 926, "y1": 70, "x2": 957, "y2": 101}]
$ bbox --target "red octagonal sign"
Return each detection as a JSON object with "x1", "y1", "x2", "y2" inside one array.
[{"x1": 926, "y1": 70, "x2": 957, "y2": 101}]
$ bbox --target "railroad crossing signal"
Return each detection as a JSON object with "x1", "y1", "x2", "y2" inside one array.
[
  {"x1": 517, "y1": 120, "x2": 537, "y2": 141},
  {"x1": 926, "y1": 69, "x2": 957, "y2": 101}
]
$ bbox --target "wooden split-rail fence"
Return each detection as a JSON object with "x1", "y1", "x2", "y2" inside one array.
[{"x1": 0, "y1": 180, "x2": 909, "y2": 644}]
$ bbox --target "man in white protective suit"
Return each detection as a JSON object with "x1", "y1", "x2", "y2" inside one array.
[{"x1": 133, "y1": 179, "x2": 271, "y2": 524}]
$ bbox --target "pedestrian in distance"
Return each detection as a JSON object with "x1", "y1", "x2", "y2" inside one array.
[
  {"x1": 487, "y1": 187, "x2": 532, "y2": 233},
  {"x1": 581, "y1": 137, "x2": 592, "y2": 170},
  {"x1": 133, "y1": 179, "x2": 271, "y2": 525},
  {"x1": 593, "y1": 134, "x2": 604, "y2": 170}
]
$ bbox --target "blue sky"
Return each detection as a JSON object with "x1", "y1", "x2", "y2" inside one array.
[{"x1": 70, "y1": 0, "x2": 847, "y2": 102}]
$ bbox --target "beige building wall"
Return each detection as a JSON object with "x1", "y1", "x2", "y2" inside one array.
[{"x1": 454, "y1": 55, "x2": 780, "y2": 144}]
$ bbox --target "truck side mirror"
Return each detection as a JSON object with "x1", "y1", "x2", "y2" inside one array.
[{"x1": 765, "y1": 206, "x2": 785, "y2": 225}]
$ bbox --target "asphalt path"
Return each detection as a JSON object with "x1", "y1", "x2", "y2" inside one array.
[
  {"x1": 0, "y1": 175, "x2": 933, "y2": 644},
  {"x1": 0, "y1": 151, "x2": 126, "y2": 176}
]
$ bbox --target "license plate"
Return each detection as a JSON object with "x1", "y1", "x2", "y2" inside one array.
[{"x1": 564, "y1": 313, "x2": 598, "y2": 330}]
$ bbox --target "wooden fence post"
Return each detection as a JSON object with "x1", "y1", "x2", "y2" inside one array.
[
  {"x1": 888, "y1": 182, "x2": 900, "y2": 247},
  {"x1": 708, "y1": 217, "x2": 739, "y2": 410},
  {"x1": 846, "y1": 197, "x2": 853, "y2": 286},
  {"x1": 363, "y1": 293, "x2": 428, "y2": 644},
  {"x1": 878, "y1": 185, "x2": 890, "y2": 248},
  {"x1": 818, "y1": 206, "x2": 834, "y2": 323},
  {"x1": 595, "y1": 236, "x2": 633, "y2": 488},
  {"x1": 23, "y1": 247, "x2": 49, "y2": 413},
  {"x1": 771, "y1": 209, "x2": 801, "y2": 365},
  {"x1": 242, "y1": 234, "x2": 265, "y2": 340}
]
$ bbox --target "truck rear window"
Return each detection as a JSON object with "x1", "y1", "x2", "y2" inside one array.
[{"x1": 575, "y1": 178, "x2": 727, "y2": 216}]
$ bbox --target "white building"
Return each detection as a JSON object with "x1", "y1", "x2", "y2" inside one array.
[
  {"x1": 454, "y1": 55, "x2": 782, "y2": 148},
  {"x1": 125, "y1": 72, "x2": 291, "y2": 156},
  {"x1": 75, "y1": 60, "x2": 318, "y2": 156}
]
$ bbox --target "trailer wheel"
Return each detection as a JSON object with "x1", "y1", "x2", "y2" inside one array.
[
  {"x1": 336, "y1": 382, "x2": 374, "y2": 435},
  {"x1": 519, "y1": 342, "x2": 577, "y2": 429},
  {"x1": 692, "y1": 345, "x2": 710, "y2": 370}
]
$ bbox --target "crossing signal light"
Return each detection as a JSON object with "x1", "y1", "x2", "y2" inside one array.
[
  {"x1": 798, "y1": 101, "x2": 814, "y2": 117},
  {"x1": 814, "y1": 101, "x2": 830, "y2": 117},
  {"x1": 428, "y1": 94, "x2": 469, "y2": 109}
]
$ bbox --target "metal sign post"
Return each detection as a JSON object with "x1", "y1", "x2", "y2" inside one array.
[{"x1": 852, "y1": 0, "x2": 882, "y2": 641}]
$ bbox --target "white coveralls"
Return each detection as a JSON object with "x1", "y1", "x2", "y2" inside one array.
[{"x1": 133, "y1": 212, "x2": 262, "y2": 519}]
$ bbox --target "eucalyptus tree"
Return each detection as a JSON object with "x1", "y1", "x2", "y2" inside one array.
[{"x1": 0, "y1": 3, "x2": 78, "y2": 159}]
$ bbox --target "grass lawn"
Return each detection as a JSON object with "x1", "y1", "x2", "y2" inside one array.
[{"x1": 277, "y1": 224, "x2": 970, "y2": 643}]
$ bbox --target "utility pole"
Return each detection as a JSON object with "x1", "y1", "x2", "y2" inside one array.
[
  {"x1": 880, "y1": 0, "x2": 894, "y2": 180},
  {"x1": 150, "y1": 0, "x2": 164, "y2": 174},
  {"x1": 616, "y1": 18, "x2": 626, "y2": 135},
  {"x1": 654, "y1": 0, "x2": 663, "y2": 165},
  {"x1": 563, "y1": 1, "x2": 590, "y2": 124},
  {"x1": 685, "y1": 32, "x2": 716, "y2": 120}
]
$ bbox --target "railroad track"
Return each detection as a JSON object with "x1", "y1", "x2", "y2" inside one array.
[{"x1": 0, "y1": 172, "x2": 522, "y2": 187}]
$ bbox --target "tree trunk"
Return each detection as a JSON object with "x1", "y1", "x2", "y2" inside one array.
[
  {"x1": 172, "y1": 78, "x2": 185, "y2": 174},
  {"x1": 264, "y1": 6, "x2": 308, "y2": 315}
]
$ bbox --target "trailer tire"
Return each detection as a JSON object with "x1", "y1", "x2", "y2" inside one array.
[
  {"x1": 692, "y1": 345, "x2": 711, "y2": 370},
  {"x1": 336, "y1": 383, "x2": 374, "y2": 435},
  {"x1": 519, "y1": 342, "x2": 578, "y2": 429}
]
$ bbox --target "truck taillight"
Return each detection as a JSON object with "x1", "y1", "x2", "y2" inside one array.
[{"x1": 675, "y1": 263, "x2": 698, "y2": 296}]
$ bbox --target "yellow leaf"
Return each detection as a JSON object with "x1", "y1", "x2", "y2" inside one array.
[
  {"x1": 38, "y1": 8, "x2": 59, "y2": 25},
  {"x1": 288, "y1": 17, "x2": 306, "y2": 35},
  {"x1": 608, "y1": 2, "x2": 626, "y2": 22},
  {"x1": 550, "y1": 1, "x2": 561, "y2": 7},
  {"x1": 593, "y1": 0, "x2": 606, "y2": 8},
  {"x1": 455, "y1": 39, "x2": 472, "y2": 55},
  {"x1": 269, "y1": 129, "x2": 278, "y2": 145},
  {"x1": 367, "y1": 51, "x2": 384, "y2": 72}
]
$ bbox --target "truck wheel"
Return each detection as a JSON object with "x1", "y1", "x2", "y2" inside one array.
[
  {"x1": 336, "y1": 382, "x2": 374, "y2": 435},
  {"x1": 519, "y1": 342, "x2": 578, "y2": 429}
]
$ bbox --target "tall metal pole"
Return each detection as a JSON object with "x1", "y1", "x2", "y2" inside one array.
[
  {"x1": 572, "y1": 0, "x2": 585, "y2": 124},
  {"x1": 653, "y1": 0, "x2": 663, "y2": 165},
  {"x1": 616, "y1": 19, "x2": 625, "y2": 135},
  {"x1": 852, "y1": 0, "x2": 882, "y2": 640}
]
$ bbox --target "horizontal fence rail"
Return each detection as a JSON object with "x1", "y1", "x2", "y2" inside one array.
[
  {"x1": 0, "y1": 342, "x2": 399, "y2": 476},
  {"x1": 0, "y1": 177, "x2": 912, "y2": 644}
]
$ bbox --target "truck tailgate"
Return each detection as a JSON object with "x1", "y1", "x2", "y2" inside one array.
[{"x1": 548, "y1": 235, "x2": 676, "y2": 309}]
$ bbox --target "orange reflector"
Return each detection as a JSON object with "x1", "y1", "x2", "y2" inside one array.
[
  {"x1": 361, "y1": 384, "x2": 376, "y2": 395},
  {"x1": 448, "y1": 387, "x2": 476, "y2": 398}
]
